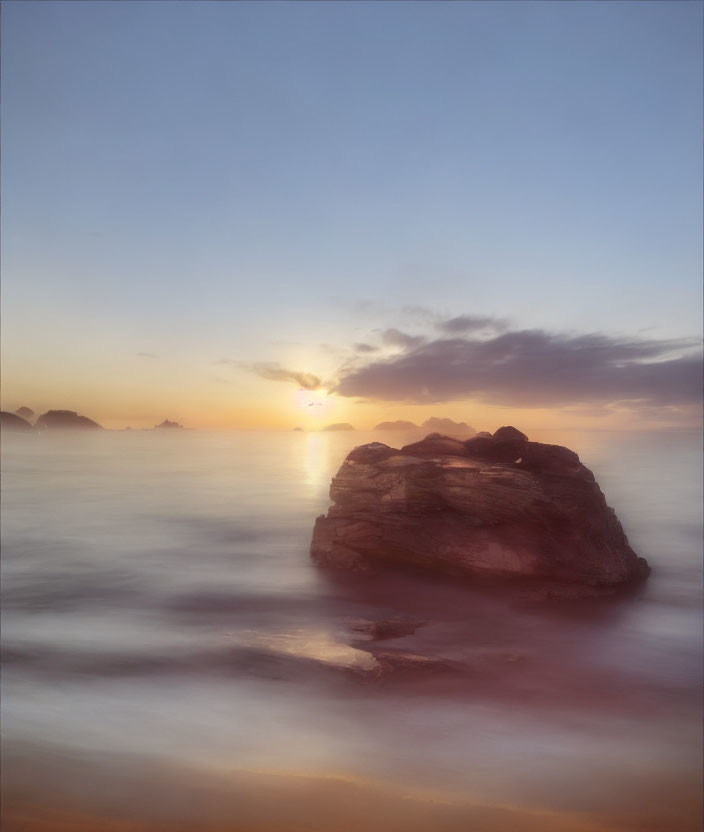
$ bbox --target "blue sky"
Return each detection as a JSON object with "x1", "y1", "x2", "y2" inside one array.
[{"x1": 2, "y1": 1, "x2": 702, "y2": 428}]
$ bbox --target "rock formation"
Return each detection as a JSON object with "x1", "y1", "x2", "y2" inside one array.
[
  {"x1": 35, "y1": 410, "x2": 102, "y2": 430},
  {"x1": 374, "y1": 420, "x2": 419, "y2": 431},
  {"x1": 154, "y1": 419, "x2": 183, "y2": 429},
  {"x1": 14, "y1": 406, "x2": 34, "y2": 422},
  {"x1": 1, "y1": 411, "x2": 35, "y2": 432},
  {"x1": 310, "y1": 427, "x2": 649, "y2": 587},
  {"x1": 421, "y1": 417, "x2": 476, "y2": 436}
]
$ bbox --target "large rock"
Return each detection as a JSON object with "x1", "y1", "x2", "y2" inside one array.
[
  {"x1": 35, "y1": 410, "x2": 102, "y2": 430},
  {"x1": 310, "y1": 429, "x2": 649, "y2": 587}
]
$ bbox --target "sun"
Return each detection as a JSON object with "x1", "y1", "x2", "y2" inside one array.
[{"x1": 295, "y1": 388, "x2": 330, "y2": 414}]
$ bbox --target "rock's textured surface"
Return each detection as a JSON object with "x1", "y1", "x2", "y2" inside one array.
[
  {"x1": 310, "y1": 428, "x2": 649, "y2": 587},
  {"x1": 35, "y1": 410, "x2": 102, "y2": 430}
]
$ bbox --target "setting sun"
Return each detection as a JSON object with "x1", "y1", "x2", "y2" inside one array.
[{"x1": 295, "y1": 387, "x2": 331, "y2": 416}]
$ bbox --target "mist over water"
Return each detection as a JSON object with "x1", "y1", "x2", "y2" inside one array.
[{"x1": 1, "y1": 428, "x2": 702, "y2": 831}]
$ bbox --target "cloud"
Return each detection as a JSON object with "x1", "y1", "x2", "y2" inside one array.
[
  {"x1": 381, "y1": 328, "x2": 427, "y2": 350},
  {"x1": 435, "y1": 315, "x2": 507, "y2": 335},
  {"x1": 137, "y1": 352, "x2": 158, "y2": 359},
  {"x1": 215, "y1": 359, "x2": 325, "y2": 390},
  {"x1": 400, "y1": 305, "x2": 439, "y2": 325},
  {"x1": 353, "y1": 343, "x2": 379, "y2": 354},
  {"x1": 333, "y1": 329, "x2": 702, "y2": 409},
  {"x1": 560, "y1": 405, "x2": 616, "y2": 419},
  {"x1": 317, "y1": 343, "x2": 347, "y2": 356},
  {"x1": 251, "y1": 363, "x2": 323, "y2": 390}
]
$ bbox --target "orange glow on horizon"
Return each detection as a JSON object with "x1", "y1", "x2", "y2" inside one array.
[{"x1": 3, "y1": 364, "x2": 700, "y2": 433}]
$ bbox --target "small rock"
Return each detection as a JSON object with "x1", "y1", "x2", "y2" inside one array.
[
  {"x1": 492, "y1": 425, "x2": 529, "y2": 442},
  {"x1": 346, "y1": 617, "x2": 426, "y2": 641}
]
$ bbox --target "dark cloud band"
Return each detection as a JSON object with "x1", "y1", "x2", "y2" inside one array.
[{"x1": 333, "y1": 329, "x2": 702, "y2": 408}]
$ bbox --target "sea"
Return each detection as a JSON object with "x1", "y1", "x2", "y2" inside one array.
[{"x1": 1, "y1": 428, "x2": 702, "y2": 831}]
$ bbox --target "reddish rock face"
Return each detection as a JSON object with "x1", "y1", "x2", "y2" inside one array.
[
  {"x1": 310, "y1": 430, "x2": 649, "y2": 587},
  {"x1": 400, "y1": 434, "x2": 468, "y2": 458},
  {"x1": 492, "y1": 425, "x2": 528, "y2": 443}
]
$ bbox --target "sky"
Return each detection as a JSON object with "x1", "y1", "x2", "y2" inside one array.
[{"x1": 2, "y1": 0, "x2": 702, "y2": 431}]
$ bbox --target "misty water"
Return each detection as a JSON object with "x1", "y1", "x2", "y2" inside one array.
[{"x1": 1, "y1": 428, "x2": 702, "y2": 831}]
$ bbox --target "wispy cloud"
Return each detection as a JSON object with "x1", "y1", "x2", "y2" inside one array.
[
  {"x1": 381, "y1": 328, "x2": 427, "y2": 350},
  {"x1": 435, "y1": 315, "x2": 508, "y2": 335},
  {"x1": 214, "y1": 358, "x2": 324, "y2": 390},
  {"x1": 333, "y1": 328, "x2": 702, "y2": 408},
  {"x1": 251, "y1": 363, "x2": 323, "y2": 390},
  {"x1": 137, "y1": 352, "x2": 158, "y2": 359}
]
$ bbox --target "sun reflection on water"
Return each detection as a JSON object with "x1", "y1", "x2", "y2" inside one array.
[{"x1": 302, "y1": 432, "x2": 330, "y2": 490}]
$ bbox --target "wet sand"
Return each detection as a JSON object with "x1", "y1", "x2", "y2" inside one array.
[{"x1": 5, "y1": 742, "x2": 701, "y2": 832}]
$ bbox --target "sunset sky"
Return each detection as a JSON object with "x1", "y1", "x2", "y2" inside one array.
[{"x1": 2, "y1": 1, "x2": 702, "y2": 430}]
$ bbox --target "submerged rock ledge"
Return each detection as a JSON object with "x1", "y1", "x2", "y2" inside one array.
[{"x1": 310, "y1": 427, "x2": 649, "y2": 587}]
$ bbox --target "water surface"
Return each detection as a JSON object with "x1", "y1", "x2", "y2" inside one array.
[{"x1": 2, "y1": 428, "x2": 702, "y2": 831}]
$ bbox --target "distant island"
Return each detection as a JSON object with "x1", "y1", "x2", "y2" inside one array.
[
  {"x1": 1, "y1": 411, "x2": 35, "y2": 431},
  {"x1": 421, "y1": 417, "x2": 475, "y2": 436},
  {"x1": 374, "y1": 420, "x2": 418, "y2": 430},
  {"x1": 2, "y1": 405, "x2": 479, "y2": 436},
  {"x1": 15, "y1": 406, "x2": 35, "y2": 422},
  {"x1": 373, "y1": 417, "x2": 476, "y2": 436},
  {"x1": 35, "y1": 410, "x2": 102, "y2": 430}
]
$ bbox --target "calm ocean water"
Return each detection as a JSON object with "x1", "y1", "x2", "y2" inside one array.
[{"x1": 1, "y1": 428, "x2": 702, "y2": 830}]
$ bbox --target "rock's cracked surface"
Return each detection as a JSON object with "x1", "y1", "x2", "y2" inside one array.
[{"x1": 310, "y1": 427, "x2": 649, "y2": 587}]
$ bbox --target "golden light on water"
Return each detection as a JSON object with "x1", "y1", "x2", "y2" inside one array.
[{"x1": 302, "y1": 432, "x2": 329, "y2": 489}]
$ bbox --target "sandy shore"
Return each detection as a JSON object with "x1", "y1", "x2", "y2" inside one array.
[{"x1": 3, "y1": 743, "x2": 700, "y2": 832}]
